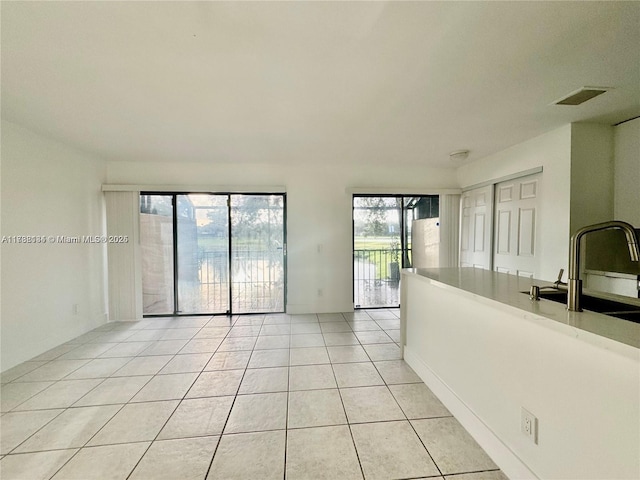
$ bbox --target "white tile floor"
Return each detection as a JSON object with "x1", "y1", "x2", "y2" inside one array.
[{"x1": 0, "y1": 309, "x2": 509, "y2": 480}]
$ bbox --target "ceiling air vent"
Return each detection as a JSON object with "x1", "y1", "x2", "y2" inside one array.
[{"x1": 553, "y1": 87, "x2": 611, "y2": 106}]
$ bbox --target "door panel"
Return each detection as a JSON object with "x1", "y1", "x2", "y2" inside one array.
[
  {"x1": 353, "y1": 196, "x2": 402, "y2": 308},
  {"x1": 230, "y1": 195, "x2": 285, "y2": 314},
  {"x1": 496, "y1": 210, "x2": 511, "y2": 254},
  {"x1": 140, "y1": 194, "x2": 175, "y2": 315},
  {"x1": 474, "y1": 213, "x2": 486, "y2": 252},
  {"x1": 176, "y1": 194, "x2": 229, "y2": 315},
  {"x1": 460, "y1": 185, "x2": 493, "y2": 269},
  {"x1": 518, "y1": 208, "x2": 536, "y2": 256},
  {"x1": 493, "y1": 173, "x2": 540, "y2": 277}
]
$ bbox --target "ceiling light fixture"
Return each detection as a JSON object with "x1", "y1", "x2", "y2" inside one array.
[
  {"x1": 449, "y1": 150, "x2": 469, "y2": 163},
  {"x1": 552, "y1": 86, "x2": 612, "y2": 106}
]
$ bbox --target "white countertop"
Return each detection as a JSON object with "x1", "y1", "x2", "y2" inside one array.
[{"x1": 403, "y1": 267, "x2": 640, "y2": 349}]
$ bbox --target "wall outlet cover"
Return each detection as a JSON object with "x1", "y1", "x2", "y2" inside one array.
[{"x1": 521, "y1": 407, "x2": 538, "y2": 444}]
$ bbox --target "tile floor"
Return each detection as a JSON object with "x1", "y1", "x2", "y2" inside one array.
[{"x1": 0, "y1": 309, "x2": 509, "y2": 480}]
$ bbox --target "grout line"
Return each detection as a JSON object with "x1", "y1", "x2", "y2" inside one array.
[
  {"x1": 123, "y1": 374, "x2": 202, "y2": 479},
  {"x1": 330, "y1": 357, "x2": 366, "y2": 479},
  {"x1": 43, "y1": 401, "x2": 130, "y2": 478},
  {"x1": 283, "y1": 341, "x2": 291, "y2": 480},
  {"x1": 203, "y1": 314, "x2": 260, "y2": 480},
  {"x1": 4, "y1": 408, "x2": 68, "y2": 456},
  {"x1": 408, "y1": 414, "x2": 446, "y2": 478}
]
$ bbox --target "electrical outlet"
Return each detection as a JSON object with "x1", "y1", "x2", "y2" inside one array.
[
  {"x1": 72, "y1": 303, "x2": 79, "y2": 315},
  {"x1": 317, "y1": 288, "x2": 323, "y2": 297},
  {"x1": 521, "y1": 407, "x2": 538, "y2": 444}
]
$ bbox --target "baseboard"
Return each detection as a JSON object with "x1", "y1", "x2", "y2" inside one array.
[
  {"x1": 404, "y1": 346, "x2": 538, "y2": 480},
  {"x1": 286, "y1": 304, "x2": 354, "y2": 315},
  {"x1": 106, "y1": 314, "x2": 140, "y2": 322}
]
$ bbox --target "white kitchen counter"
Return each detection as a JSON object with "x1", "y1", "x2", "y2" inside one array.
[
  {"x1": 403, "y1": 267, "x2": 640, "y2": 350},
  {"x1": 400, "y1": 267, "x2": 640, "y2": 480}
]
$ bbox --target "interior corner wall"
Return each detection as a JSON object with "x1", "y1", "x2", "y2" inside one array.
[
  {"x1": 613, "y1": 117, "x2": 640, "y2": 226},
  {"x1": 569, "y1": 123, "x2": 614, "y2": 235},
  {"x1": 106, "y1": 161, "x2": 459, "y2": 314},
  {"x1": 1, "y1": 120, "x2": 108, "y2": 371},
  {"x1": 455, "y1": 125, "x2": 573, "y2": 282}
]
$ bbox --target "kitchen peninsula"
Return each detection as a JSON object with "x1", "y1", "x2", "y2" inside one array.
[{"x1": 400, "y1": 267, "x2": 640, "y2": 480}]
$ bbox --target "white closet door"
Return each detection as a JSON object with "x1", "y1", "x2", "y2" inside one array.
[
  {"x1": 493, "y1": 173, "x2": 540, "y2": 278},
  {"x1": 459, "y1": 185, "x2": 493, "y2": 269}
]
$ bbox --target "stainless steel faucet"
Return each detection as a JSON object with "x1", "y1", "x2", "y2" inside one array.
[
  {"x1": 568, "y1": 221, "x2": 640, "y2": 311},
  {"x1": 529, "y1": 269, "x2": 567, "y2": 300}
]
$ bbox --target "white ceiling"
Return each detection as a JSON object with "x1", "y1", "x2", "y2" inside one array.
[{"x1": 2, "y1": 1, "x2": 639, "y2": 168}]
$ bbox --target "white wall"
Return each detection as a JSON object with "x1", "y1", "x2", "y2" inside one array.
[
  {"x1": 570, "y1": 123, "x2": 614, "y2": 234},
  {"x1": 1, "y1": 120, "x2": 108, "y2": 371},
  {"x1": 458, "y1": 121, "x2": 639, "y2": 295},
  {"x1": 613, "y1": 117, "x2": 640, "y2": 226},
  {"x1": 106, "y1": 161, "x2": 459, "y2": 313},
  {"x1": 456, "y1": 125, "x2": 572, "y2": 281}
]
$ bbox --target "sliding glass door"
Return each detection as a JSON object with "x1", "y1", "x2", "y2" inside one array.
[
  {"x1": 353, "y1": 195, "x2": 439, "y2": 308},
  {"x1": 231, "y1": 195, "x2": 285, "y2": 313},
  {"x1": 353, "y1": 197, "x2": 402, "y2": 308},
  {"x1": 140, "y1": 194, "x2": 175, "y2": 315},
  {"x1": 141, "y1": 192, "x2": 285, "y2": 316},
  {"x1": 176, "y1": 194, "x2": 230, "y2": 314}
]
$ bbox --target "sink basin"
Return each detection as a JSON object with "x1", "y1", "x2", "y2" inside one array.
[
  {"x1": 522, "y1": 290, "x2": 640, "y2": 324},
  {"x1": 608, "y1": 311, "x2": 640, "y2": 322}
]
